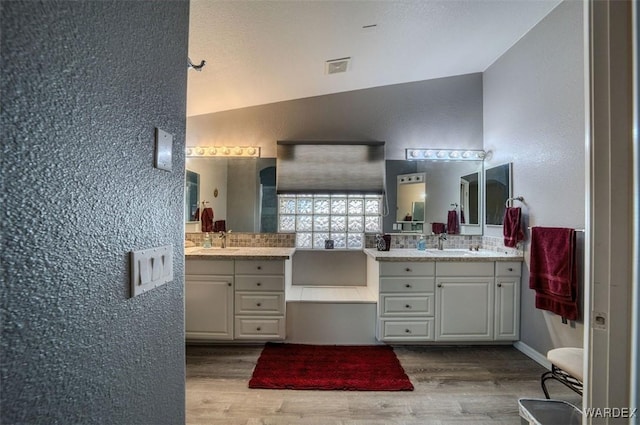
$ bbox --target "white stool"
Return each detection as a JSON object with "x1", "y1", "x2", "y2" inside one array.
[{"x1": 541, "y1": 347, "x2": 584, "y2": 399}]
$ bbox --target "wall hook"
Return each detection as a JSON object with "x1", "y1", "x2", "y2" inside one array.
[{"x1": 188, "y1": 58, "x2": 206, "y2": 71}]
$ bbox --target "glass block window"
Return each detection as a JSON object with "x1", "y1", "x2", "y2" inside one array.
[{"x1": 278, "y1": 194, "x2": 382, "y2": 249}]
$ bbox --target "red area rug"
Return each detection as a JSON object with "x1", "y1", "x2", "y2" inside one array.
[{"x1": 248, "y1": 343, "x2": 414, "y2": 391}]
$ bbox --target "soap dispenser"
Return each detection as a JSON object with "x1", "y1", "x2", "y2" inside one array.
[
  {"x1": 202, "y1": 232, "x2": 212, "y2": 248},
  {"x1": 417, "y1": 235, "x2": 426, "y2": 251}
]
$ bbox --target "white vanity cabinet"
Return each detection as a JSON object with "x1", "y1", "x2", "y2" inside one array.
[
  {"x1": 377, "y1": 262, "x2": 436, "y2": 341},
  {"x1": 435, "y1": 262, "x2": 495, "y2": 341},
  {"x1": 494, "y1": 262, "x2": 521, "y2": 340},
  {"x1": 371, "y1": 256, "x2": 522, "y2": 343},
  {"x1": 185, "y1": 259, "x2": 234, "y2": 340},
  {"x1": 234, "y1": 260, "x2": 286, "y2": 340}
]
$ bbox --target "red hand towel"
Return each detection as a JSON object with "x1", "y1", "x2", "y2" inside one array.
[
  {"x1": 447, "y1": 210, "x2": 459, "y2": 235},
  {"x1": 213, "y1": 220, "x2": 226, "y2": 232},
  {"x1": 432, "y1": 222, "x2": 445, "y2": 234},
  {"x1": 529, "y1": 227, "x2": 578, "y2": 320},
  {"x1": 503, "y1": 207, "x2": 524, "y2": 247},
  {"x1": 201, "y1": 207, "x2": 214, "y2": 232}
]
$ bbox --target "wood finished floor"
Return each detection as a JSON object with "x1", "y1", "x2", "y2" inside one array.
[{"x1": 186, "y1": 344, "x2": 582, "y2": 425}]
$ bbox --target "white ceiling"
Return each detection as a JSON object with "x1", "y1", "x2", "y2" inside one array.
[{"x1": 187, "y1": 0, "x2": 560, "y2": 117}]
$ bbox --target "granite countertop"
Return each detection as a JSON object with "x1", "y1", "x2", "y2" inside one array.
[
  {"x1": 185, "y1": 246, "x2": 296, "y2": 260},
  {"x1": 363, "y1": 248, "x2": 523, "y2": 262}
]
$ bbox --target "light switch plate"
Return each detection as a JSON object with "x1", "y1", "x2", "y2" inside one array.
[
  {"x1": 155, "y1": 128, "x2": 173, "y2": 171},
  {"x1": 130, "y1": 245, "x2": 173, "y2": 297}
]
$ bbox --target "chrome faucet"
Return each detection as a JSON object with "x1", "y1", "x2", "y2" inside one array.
[
  {"x1": 437, "y1": 233, "x2": 447, "y2": 250},
  {"x1": 218, "y1": 230, "x2": 232, "y2": 248}
]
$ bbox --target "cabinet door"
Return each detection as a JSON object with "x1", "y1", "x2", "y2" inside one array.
[
  {"x1": 185, "y1": 275, "x2": 233, "y2": 340},
  {"x1": 435, "y1": 277, "x2": 494, "y2": 341},
  {"x1": 494, "y1": 278, "x2": 520, "y2": 340}
]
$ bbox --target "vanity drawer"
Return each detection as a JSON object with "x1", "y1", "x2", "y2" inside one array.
[
  {"x1": 380, "y1": 262, "x2": 435, "y2": 277},
  {"x1": 235, "y1": 260, "x2": 284, "y2": 275},
  {"x1": 235, "y1": 276, "x2": 284, "y2": 291},
  {"x1": 436, "y1": 262, "x2": 494, "y2": 277},
  {"x1": 186, "y1": 259, "x2": 234, "y2": 275},
  {"x1": 234, "y1": 317, "x2": 285, "y2": 340},
  {"x1": 381, "y1": 295, "x2": 434, "y2": 316},
  {"x1": 380, "y1": 277, "x2": 434, "y2": 293},
  {"x1": 235, "y1": 292, "x2": 284, "y2": 315},
  {"x1": 495, "y1": 262, "x2": 522, "y2": 277},
  {"x1": 379, "y1": 319, "x2": 434, "y2": 341}
]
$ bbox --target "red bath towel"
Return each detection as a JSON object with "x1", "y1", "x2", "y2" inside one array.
[
  {"x1": 503, "y1": 207, "x2": 525, "y2": 247},
  {"x1": 529, "y1": 227, "x2": 578, "y2": 320},
  {"x1": 200, "y1": 207, "x2": 214, "y2": 232},
  {"x1": 447, "y1": 210, "x2": 459, "y2": 235}
]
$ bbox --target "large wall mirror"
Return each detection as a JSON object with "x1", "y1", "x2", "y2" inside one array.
[
  {"x1": 185, "y1": 157, "x2": 276, "y2": 232},
  {"x1": 485, "y1": 162, "x2": 512, "y2": 226},
  {"x1": 185, "y1": 157, "x2": 483, "y2": 235},
  {"x1": 385, "y1": 160, "x2": 484, "y2": 235}
]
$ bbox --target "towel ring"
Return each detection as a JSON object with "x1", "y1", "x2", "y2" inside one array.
[{"x1": 506, "y1": 196, "x2": 524, "y2": 208}]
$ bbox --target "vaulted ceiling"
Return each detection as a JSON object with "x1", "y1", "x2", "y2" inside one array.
[{"x1": 187, "y1": 0, "x2": 561, "y2": 117}]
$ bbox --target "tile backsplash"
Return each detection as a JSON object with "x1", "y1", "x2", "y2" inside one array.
[
  {"x1": 185, "y1": 232, "x2": 522, "y2": 255},
  {"x1": 185, "y1": 232, "x2": 296, "y2": 248}
]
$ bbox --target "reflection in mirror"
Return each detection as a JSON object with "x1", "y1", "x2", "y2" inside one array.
[
  {"x1": 385, "y1": 160, "x2": 484, "y2": 235},
  {"x1": 184, "y1": 157, "x2": 277, "y2": 232},
  {"x1": 485, "y1": 163, "x2": 512, "y2": 225},
  {"x1": 396, "y1": 173, "x2": 426, "y2": 223},
  {"x1": 460, "y1": 171, "x2": 480, "y2": 225},
  {"x1": 185, "y1": 170, "x2": 199, "y2": 222}
]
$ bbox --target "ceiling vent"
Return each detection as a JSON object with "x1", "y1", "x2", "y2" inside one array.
[{"x1": 325, "y1": 57, "x2": 351, "y2": 75}]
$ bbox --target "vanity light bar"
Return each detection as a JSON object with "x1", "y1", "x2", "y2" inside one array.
[
  {"x1": 186, "y1": 146, "x2": 261, "y2": 158},
  {"x1": 405, "y1": 148, "x2": 486, "y2": 161}
]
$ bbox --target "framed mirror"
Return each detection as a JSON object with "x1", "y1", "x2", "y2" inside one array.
[
  {"x1": 185, "y1": 169, "x2": 200, "y2": 223},
  {"x1": 385, "y1": 160, "x2": 484, "y2": 235},
  {"x1": 485, "y1": 163, "x2": 512, "y2": 226}
]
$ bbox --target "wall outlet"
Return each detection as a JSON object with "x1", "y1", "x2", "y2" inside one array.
[{"x1": 130, "y1": 245, "x2": 173, "y2": 297}]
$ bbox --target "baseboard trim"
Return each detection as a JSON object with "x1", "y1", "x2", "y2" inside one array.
[{"x1": 513, "y1": 341, "x2": 551, "y2": 370}]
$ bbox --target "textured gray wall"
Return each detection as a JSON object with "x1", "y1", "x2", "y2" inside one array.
[
  {"x1": 187, "y1": 73, "x2": 484, "y2": 159},
  {"x1": 483, "y1": 1, "x2": 585, "y2": 354},
  {"x1": 1, "y1": 2, "x2": 188, "y2": 424}
]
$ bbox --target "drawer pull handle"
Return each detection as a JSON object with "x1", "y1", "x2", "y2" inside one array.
[
  {"x1": 508, "y1": 268, "x2": 513, "y2": 272},
  {"x1": 256, "y1": 282, "x2": 262, "y2": 286},
  {"x1": 497, "y1": 283, "x2": 502, "y2": 288},
  {"x1": 256, "y1": 327, "x2": 261, "y2": 331},
  {"x1": 257, "y1": 266, "x2": 262, "y2": 270},
  {"x1": 405, "y1": 329, "x2": 411, "y2": 333},
  {"x1": 227, "y1": 282, "x2": 232, "y2": 287},
  {"x1": 405, "y1": 284, "x2": 412, "y2": 288},
  {"x1": 256, "y1": 303, "x2": 262, "y2": 307},
  {"x1": 405, "y1": 268, "x2": 411, "y2": 272},
  {"x1": 437, "y1": 283, "x2": 442, "y2": 288}
]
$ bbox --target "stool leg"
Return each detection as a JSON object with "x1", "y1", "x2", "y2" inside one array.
[{"x1": 540, "y1": 371, "x2": 553, "y2": 399}]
